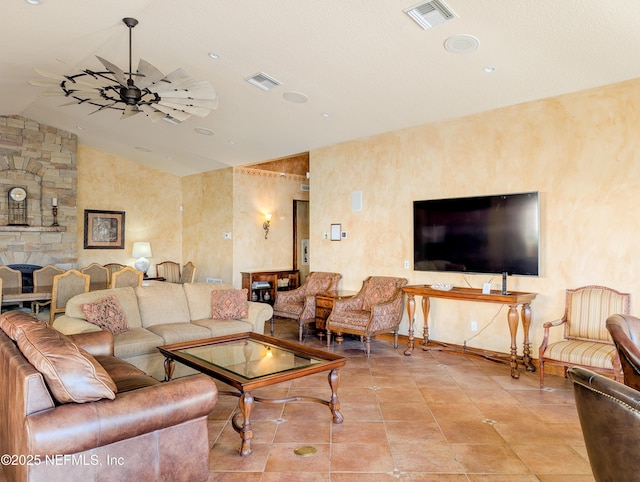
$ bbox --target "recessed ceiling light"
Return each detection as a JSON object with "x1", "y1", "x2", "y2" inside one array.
[
  {"x1": 444, "y1": 34, "x2": 479, "y2": 54},
  {"x1": 283, "y1": 91, "x2": 308, "y2": 104},
  {"x1": 228, "y1": 140, "x2": 237, "y2": 145},
  {"x1": 484, "y1": 66, "x2": 496, "y2": 73},
  {"x1": 75, "y1": 125, "x2": 85, "y2": 130},
  {"x1": 194, "y1": 127, "x2": 215, "y2": 136},
  {"x1": 25, "y1": 0, "x2": 41, "y2": 5},
  {"x1": 207, "y1": 52, "x2": 220, "y2": 60},
  {"x1": 321, "y1": 112, "x2": 332, "y2": 118},
  {"x1": 134, "y1": 146, "x2": 152, "y2": 152}
]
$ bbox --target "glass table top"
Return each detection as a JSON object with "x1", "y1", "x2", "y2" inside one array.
[{"x1": 177, "y1": 339, "x2": 324, "y2": 380}]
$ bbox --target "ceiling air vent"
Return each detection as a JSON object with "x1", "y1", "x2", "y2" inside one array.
[
  {"x1": 246, "y1": 72, "x2": 282, "y2": 91},
  {"x1": 404, "y1": 0, "x2": 456, "y2": 30}
]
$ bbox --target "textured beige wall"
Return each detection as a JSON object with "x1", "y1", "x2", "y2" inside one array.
[
  {"x1": 232, "y1": 168, "x2": 309, "y2": 287},
  {"x1": 181, "y1": 168, "x2": 234, "y2": 283},
  {"x1": 77, "y1": 145, "x2": 182, "y2": 275},
  {"x1": 311, "y1": 78, "x2": 640, "y2": 355}
]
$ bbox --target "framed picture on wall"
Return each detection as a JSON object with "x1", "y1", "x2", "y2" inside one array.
[{"x1": 84, "y1": 209, "x2": 125, "y2": 249}]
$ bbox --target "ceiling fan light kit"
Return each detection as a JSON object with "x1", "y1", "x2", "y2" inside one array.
[{"x1": 31, "y1": 17, "x2": 218, "y2": 124}]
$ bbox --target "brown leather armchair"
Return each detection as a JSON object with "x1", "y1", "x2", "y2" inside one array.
[
  {"x1": 606, "y1": 313, "x2": 640, "y2": 391},
  {"x1": 326, "y1": 276, "x2": 408, "y2": 357},
  {"x1": 273, "y1": 271, "x2": 341, "y2": 342},
  {"x1": 568, "y1": 366, "x2": 640, "y2": 482},
  {"x1": 0, "y1": 311, "x2": 218, "y2": 481}
]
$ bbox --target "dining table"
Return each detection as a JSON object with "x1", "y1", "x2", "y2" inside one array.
[{"x1": 1, "y1": 286, "x2": 52, "y2": 307}]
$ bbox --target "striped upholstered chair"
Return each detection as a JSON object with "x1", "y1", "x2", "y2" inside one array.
[{"x1": 538, "y1": 285, "x2": 630, "y2": 388}]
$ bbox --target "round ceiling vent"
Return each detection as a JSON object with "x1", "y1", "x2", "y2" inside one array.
[{"x1": 444, "y1": 34, "x2": 479, "y2": 54}]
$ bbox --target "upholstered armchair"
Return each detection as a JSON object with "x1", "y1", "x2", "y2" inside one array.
[
  {"x1": 568, "y1": 367, "x2": 640, "y2": 482},
  {"x1": 273, "y1": 271, "x2": 342, "y2": 342},
  {"x1": 326, "y1": 276, "x2": 408, "y2": 357},
  {"x1": 538, "y1": 285, "x2": 630, "y2": 388},
  {"x1": 606, "y1": 314, "x2": 640, "y2": 391}
]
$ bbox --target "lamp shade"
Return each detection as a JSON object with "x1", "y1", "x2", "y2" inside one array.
[{"x1": 132, "y1": 242, "x2": 152, "y2": 258}]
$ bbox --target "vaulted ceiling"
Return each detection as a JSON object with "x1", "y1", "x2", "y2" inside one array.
[{"x1": 3, "y1": 0, "x2": 640, "y2": 176}]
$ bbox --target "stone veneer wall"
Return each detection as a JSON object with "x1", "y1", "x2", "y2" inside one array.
[{"x1": 0, "y1": 115, "x2": 77, "y2": 266}]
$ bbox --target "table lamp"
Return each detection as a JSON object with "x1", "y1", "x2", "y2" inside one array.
[{"x1": 132, "y1": 242, "x2": 152, "y2": 275}]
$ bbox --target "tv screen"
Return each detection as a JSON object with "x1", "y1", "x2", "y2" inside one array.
[{"x1": 413, "y1": 192, "x2": 540, "y2": 276}]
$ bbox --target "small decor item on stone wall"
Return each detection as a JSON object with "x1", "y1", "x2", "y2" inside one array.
[
  {"x1": 83, "y1": 209, "x2": 125, "y2": 249},
  {"x1": 8, "y1": 186, "x2": 28, "y2": 226}
]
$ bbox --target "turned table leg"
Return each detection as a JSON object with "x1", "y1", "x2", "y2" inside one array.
[
  {"x1": 404, "y1": 294, "x2": 416, "y2": 355},
  {"x1": 507, "y1": 303, "x2": 519, "y2": 379},
  {"x1": 521, "y1": 302, "x2": 535, "y2": 372},
  {"x1": 238, "y1": 391, "x2": 255, "y2": 456},
  {"x1": 328, "y1": 368, "x2": 344, "y2": 423},
  {"x1": 163, "y1": 357, "x2": 175, "y2": 382}
]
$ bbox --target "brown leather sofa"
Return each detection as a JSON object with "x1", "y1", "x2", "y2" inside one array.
[
  {"x1": 0, "y1": 311, "x2": 218, "y2": 482},
  {"x1": 606, "y1": 313, "x2": 640, "y2": 390}
]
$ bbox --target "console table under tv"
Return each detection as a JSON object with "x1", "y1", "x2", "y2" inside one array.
[{"x1": 402, "y1": 285, "x2": 537, "y2": 379}]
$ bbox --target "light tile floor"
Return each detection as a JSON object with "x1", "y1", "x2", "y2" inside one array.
[
  {"x1": 0, "y1": 318, "x2": 594, "y2": 481},
  {"x1": 206, "y1": 318, "x2": 595, "y2": 481}
]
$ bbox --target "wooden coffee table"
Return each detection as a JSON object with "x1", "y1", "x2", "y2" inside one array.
[{"x1": 158, "y1": 332, "x2": 346, "y2": 456}]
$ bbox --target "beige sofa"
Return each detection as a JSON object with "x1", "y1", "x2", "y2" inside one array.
[{"x1": 54, "y1": 282, "x2": 273, "y2": 380}]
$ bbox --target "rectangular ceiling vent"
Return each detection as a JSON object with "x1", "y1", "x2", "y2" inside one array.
[
  {"x1": 246, "y1": 72, "x2": 282, "y2": 91},
  {"x1": 404, "y1": 0, "x2": 456, "y2": 30}
]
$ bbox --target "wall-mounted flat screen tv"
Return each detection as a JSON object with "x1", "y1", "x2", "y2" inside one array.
[{"x1": 413, "y1": 192, "x2": 540, "y2": 276}]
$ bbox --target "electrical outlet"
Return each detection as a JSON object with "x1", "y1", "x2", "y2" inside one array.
[
  {"x1": 404, "y1": 260, "x2": 410, "y2": 269},
  {"x1": 323, "y1": 232, "x2": 329, "y2": 239},
  {"x1": 471, "y1": 321, "x2": 478, "y2": 332}
]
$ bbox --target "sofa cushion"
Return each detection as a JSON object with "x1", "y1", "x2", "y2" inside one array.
[
  {"x1": 135, "y1": 283, "x2": 191, "y2": 327},
  {"x1": 112, "y1": 327, "x2": 165, "y2": 359},
  {"x1": 65, "y1": 287, "x2": 143, "y2": 329},
  {"x1": 147, "y1": 322, "x2": 212, "y2": 345},
  {"x1": 192, "y1": 318, "x2": 253, "y2": 337},
  {"x1": 14, "y1": 321, "x2": 117, "y2": 404},
  {"x1": 0, "y1": 310, "x2": 36, "y2": 340},
  {"x1": 80, "y1": 295, "x2": 130, "y2": 335},
  {"x1": 211, "y1": 289, "x2": 249, "y2": 320},
  {"x1": 182, "y1": 282, "x2": 232, "y2": 320}
]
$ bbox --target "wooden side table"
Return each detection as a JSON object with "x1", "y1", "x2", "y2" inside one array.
[{"x1": 315, "y1": 290, "x2": 357, "y2": 339}]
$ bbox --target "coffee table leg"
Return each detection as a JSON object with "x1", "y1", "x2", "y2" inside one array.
[
  {"x1": 238, "y1": 391, "x2": 255, "y2": 456},
  {"x1": 163, "y1": 357, "x2": 175, "y2": 382},
  {"x1": 328, "y1": 368, "x2": 344, "y2": 423}
]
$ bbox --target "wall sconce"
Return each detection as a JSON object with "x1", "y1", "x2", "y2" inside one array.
[
  {"x1": 132, "y1": 241, "x2": 152, "y2": 275},
  {"x1": 263, "y1": 213, "x2": 271, "y2": 239}
]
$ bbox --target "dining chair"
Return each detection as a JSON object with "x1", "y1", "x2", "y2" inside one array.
[
  {"x1": 103, "y1": 263, "x2": 125, "y2": 286},
  {"x1": 110, "y1": 266, "x2": 143, "y2": 289},
  {"x1": 49, "y1": 269, "x2": 90, "y2": 325},
  {"x1": 31, "y1": 264, "x2": 64, "y2": 316},
  {"x1": 81, "y1": 263, "x2": 109, "y2": 291},
  {"x1": 156, "y1": 261, "x2": 181, "y2": 283},
  {"x1": 179, "y1": 261, "x2": 196, "y2": 284},
  {"x1": 0, "y1": 265, "x2": 22, "y2": 311}
]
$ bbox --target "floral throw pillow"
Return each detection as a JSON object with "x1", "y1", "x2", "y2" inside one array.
[
  {"x1": 80, "y1": 295, "x2": 130, "y2": 335},
  {"x1": 211, "y1": 289, "x2": 249, "y2": 320}
]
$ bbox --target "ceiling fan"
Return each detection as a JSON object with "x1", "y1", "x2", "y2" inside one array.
[{"x1": 30, "y1": 17, "x2": 218, "y2": 123}]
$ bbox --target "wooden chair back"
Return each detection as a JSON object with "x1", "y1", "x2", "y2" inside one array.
[
  {"x1": 0, "y1": 265, "x2": 22, "y2": 293},
  {"x1": 565, "y1": 286, "x2": 631, "y2": 342},
  {"x1": 33, "y1": 265, "x2": 65, "y2": 291},
  {"x1": 104, "y1": 263, "x2": 125, "y2": 285},
  {"x1": 110, "y1": 266, "x2": 143, "y2": 289},
  {"x1": 50, "y1": 269, "x2": 90, "y2": 325},
  {"x1": 157, "y1": 261, "x2": 181, "y2": 283},
  {"x1": 180, "y1": 262, "x2": 196, "y2": 284},
  {"x1": 81, "y1": 263, "x2": 109, "y2": 291}
]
